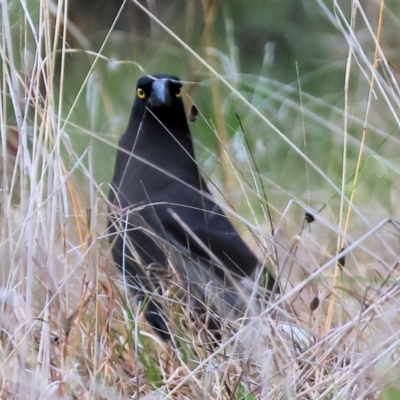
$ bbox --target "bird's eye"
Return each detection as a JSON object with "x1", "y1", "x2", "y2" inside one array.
[
  {"x1": 137, "y1": 88, "x2": 146, "y2": 99},
  {"x1": 175, "y1": 88, "x2": 182, "y2": 98}
]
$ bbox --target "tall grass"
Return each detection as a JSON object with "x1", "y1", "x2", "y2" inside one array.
[{"x1": 1, "y1": 0, "x2": 400, "y2": 398}]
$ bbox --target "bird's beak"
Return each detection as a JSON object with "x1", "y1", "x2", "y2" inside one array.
[{"x1": 149, "y1": 79, "x2": 172, "y2": 108}]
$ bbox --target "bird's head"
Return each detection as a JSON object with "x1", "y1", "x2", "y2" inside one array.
[
  {"x1": 134, "y1": 74, "x2": 184, "y2": 112},
  {"x1": 125, "y1": 74, "x2": 190, "y2": 145}
]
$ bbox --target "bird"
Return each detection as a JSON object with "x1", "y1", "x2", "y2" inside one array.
[{"x1": 108, "y1": 74, "x2": 275, "y2": 341}]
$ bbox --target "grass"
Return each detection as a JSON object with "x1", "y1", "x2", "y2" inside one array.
[{"x1": 1, "y1": 0, "x2": 400, "y2": 398}]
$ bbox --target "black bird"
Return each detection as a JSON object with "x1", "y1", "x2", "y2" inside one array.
[{"x1": 108, "y1": 74, "x2": 275, "y2": 340}]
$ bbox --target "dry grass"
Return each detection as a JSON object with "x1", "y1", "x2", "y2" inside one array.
[{"x1": 1, "y1": 0, "x2": 400, "y2": 398}]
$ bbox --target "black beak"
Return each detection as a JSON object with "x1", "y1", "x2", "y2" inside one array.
[{"x1": 149, "y1": 79, "x2": 172, "y2": 108}]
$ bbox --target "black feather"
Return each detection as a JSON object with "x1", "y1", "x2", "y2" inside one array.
[{"x1": 108, "y1": 74, "x2": 275, "y2": 340}]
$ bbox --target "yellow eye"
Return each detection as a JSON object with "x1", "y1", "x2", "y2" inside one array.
[
  {"x1": 175, "y1": 88, "x2": 182, "y2": 98},
  {"x1": 137, "y1": 88, "x2": 146, "y2": 99}
]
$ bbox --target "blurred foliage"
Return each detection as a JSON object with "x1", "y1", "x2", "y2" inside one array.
[
  {"x1": 60, "y1": 0, "x2": 342, "y2": 188},
  {"x1": 3, "y1": 0, "x2": 400, "y2": 218}
]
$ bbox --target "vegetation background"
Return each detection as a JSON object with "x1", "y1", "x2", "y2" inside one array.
[{"x1": 1, "y1": 0, "x2": 400, "y2": 398}]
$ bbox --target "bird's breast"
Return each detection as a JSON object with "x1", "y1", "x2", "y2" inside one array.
[{"x1": 116, "y1": 156, "x2": 202, "y2": 206}]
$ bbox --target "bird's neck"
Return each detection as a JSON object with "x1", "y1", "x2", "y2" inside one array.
[{"x1": 122, "y1": 109, "x2": 199, "y2": 172}]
